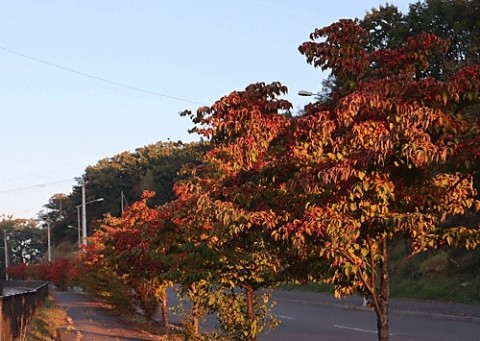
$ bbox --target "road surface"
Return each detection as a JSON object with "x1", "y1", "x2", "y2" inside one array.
[
  {"x1": 262, "y1": 290, "x2": 480, "y2": 340},
  {"x1": 56, "y1": 288, "x2": 480, "y2": 340},
  {"x1": 167, "y1": 289, "x2": 480, "y2": 340}
]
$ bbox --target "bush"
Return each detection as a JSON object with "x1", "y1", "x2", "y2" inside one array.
[
  {"x1": 27, "y1": 262, "x2": 51, "y2": 281},
  {"x1": 49, "y1": 258, "x2": 75, "y2": 290},
  {"x1": 7, "y1": 263, "x2": 27, "y2": 279},
  {"x1": 76, "y1": 262, "x2": 134, "y2": 314},
  {"x1": 419, "y1": 252, "x2": 451, "y2": 275}
]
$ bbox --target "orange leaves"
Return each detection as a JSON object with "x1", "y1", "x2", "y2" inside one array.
[
  {"x1": 196, "y1": 83, "x2": 292, "y2": 178},
  {"x1": 300, "y1": 19, "x2": 370, "y2": 80},
  {"x1": 349, "y1": 120, "x2": 392, "y2": 162},
  {"x1": 292, "y1": 20, "x2": 480, "y2": 270},
  {"x1": 429, "y1": 173, "x2": 477, "y2": 219},
  {"x1": 442, "y1": 227, "x2": 480, "y2": 250},
  {"x1": 172, "y1": 19, "x2": 480, "y2": 322},
  {"x1": 401, "y1": 142, "x2": 435, "y2": 168}
]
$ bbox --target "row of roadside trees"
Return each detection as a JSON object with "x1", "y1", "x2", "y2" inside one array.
[
  {"x1": 7, "y1": 2, "x2": 476, "y2": 340},
  {"x1": 78, "y1": 6, "x2": 480, "y2": 340}
]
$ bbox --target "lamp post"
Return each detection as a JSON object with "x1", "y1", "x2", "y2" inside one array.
[
  {"x1": 67, "y1": 224, "x2": 80, "y2": 250},
  {"x1": 3, "y1": 230, "x2": 9, "y2": 280},
  {"x1": 77, "y1": 197, "x2": 104, "y2": 247}
]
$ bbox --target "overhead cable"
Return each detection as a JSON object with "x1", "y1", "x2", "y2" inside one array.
[{"x1": 0, "y1": 45, "x2": 204, "y2": 105}]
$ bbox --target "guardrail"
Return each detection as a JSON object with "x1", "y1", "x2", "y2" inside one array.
[{"x1": 0, "y1": 280, "x2": 49, "y2": 341}]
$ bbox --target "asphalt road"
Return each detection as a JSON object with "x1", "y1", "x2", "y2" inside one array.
[
  {"x1": 168, "y1": 289, "x2": 480, "y2": 340},
  {"x1": 259, "y1": 291, "x2": 480, "y2": 341},
  {"x1": 261, "y1": 290, "x2": 480, "y2": 340}
]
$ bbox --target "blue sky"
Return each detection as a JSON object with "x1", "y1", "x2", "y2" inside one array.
[{"x1": 0, "y1": 0, "x2": 412, "y2": 219}]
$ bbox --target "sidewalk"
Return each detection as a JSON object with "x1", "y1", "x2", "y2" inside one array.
[{"x1": 53, "y1": 289, "x2": 174, "y2": 341}]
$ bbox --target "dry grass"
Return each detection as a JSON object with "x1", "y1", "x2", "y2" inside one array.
[
  {"x1": 23, "y1": 295, "x2": 72, "y2": 341},
  {"x1": 114, "y1": 315, "x2": 184, "y2": 340}
]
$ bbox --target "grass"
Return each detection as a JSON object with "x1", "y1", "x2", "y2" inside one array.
[
  {"x1": 23, "y1": 295, "x2": 72, "y2": 341},
  {"x1": 390, "y1": 248, "x2": 480, "y2": 304},
  {"x1": 279, "y1": 245, "x2": 480, "y2": 305}
]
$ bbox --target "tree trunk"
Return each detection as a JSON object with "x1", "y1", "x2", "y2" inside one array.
[
  {"x1": 245, "y1": 285, "x2": 256, "y2": 341},
  {"x1": 160, "y1": 291, "x2": 169, "y2": 333},
  {"x1": 375, "y1": 238, "x2": 390, "y2": 341},
  {"x1": 189, "y1": 283, "x2": 200, "y2": 336},
  {"x1": 192, "y1": 314, "x2": 199, "y2": 336}
]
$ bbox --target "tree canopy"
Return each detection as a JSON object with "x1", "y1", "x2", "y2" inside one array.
[
  {"x1": 175, "y1": 18, "x2": 480, "y2": 341},
  {"x1": 35, "y1": 3, "x2": 480, "y2": 340}
]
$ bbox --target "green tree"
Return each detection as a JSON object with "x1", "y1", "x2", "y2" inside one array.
[
  {"x1": 361, "y1": 1, "x2": 480, "y2": 79},
  {"x1": 41, "y1": 141, "x2": 206, "y2": 249},
  {"x1": 84, "y1": 141, "x2": 205, "y2": 217},
  {"x1": 0, "y1": 217, "x2": 45, "y2": 265},
  {"x1": 321, "y1": 1, "x2": 480, "y2": 100}
]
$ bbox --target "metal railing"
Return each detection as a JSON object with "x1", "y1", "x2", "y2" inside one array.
[{"x1": 0, "y1": 280, "x2": 49, "y2": 340}]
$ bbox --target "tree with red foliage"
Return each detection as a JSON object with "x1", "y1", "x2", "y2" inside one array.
[
  {"x1": 91, "y1": 190, "x2": 174, "y2": 328},
  {"x1": 49, "y1": 258, "x2": 75, "y2": 290},
  {"x1": 174, "y1": 83, "x2": 298, "y2": 340},
  {"x1": 182, "y1": 19, "x2": 480, "y2": 341},
  {"x1": 280, "y1": 19, "x2": 480, "y2": 341}
]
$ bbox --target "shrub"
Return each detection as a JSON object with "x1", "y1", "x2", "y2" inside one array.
[
  {"x1": 76, "y1": 262, "x2": 134, "y2": 314},
  {"x1": 49, "y1": 258, "x2": 74, "y2": 290},
  {"x1": 27, "y1": 262, "x2": 51, "y2": 281},
  {"x1": 7, "y1": 263, "x2": 27, "y2": 279},
  {"x1": 419, "y1": 252, "x2": 451, "y2": 275}
]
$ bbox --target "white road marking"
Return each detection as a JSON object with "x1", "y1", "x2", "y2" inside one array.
[
  {"x1": 276, "y1": 314, "x2": 295, "y2": 320},
  {"x1": 334, "y1": 324, "x2": 378, "y2": 334}
]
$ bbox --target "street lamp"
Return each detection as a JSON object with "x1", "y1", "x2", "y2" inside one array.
[
  {"x1": 67, "y1": 225, "x2": 80, "y2": 250},
  {"x1": 298, "y1": 90, "x2": 331, "y2": 99},
  {"x1": 77, "y1": 197, "x2": 104, "y2": 247}
]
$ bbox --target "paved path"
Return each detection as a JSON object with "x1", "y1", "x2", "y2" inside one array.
[{"x1": 54, "y1": 290, "x2": 170, "y2": 341}]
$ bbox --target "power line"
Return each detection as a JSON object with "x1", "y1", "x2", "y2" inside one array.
[
  {"x1": 0, "y1": 45, "x2": 204, "y2": 105},
  {"x1": 0, "y1": 178, "x2": 75, "y2": 194}
]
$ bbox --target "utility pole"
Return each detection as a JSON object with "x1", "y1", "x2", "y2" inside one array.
[
  {"x1": 121, "y1": 190, "x2": 128, "y2": 214},
  {"x1": 4, "y1": 230, "x2": 9, "y2": 280},
  {"x1": 77, "y1": 206, "x2": 81, "y2": 249},
  {"x1": 81, "y1": 178, "x2": 87, "y2": 246},
  {"x1": 77, "y1": 194, "x2": 103, "y2": 249},
  {"x1": 47, "y1": 221, "x2": 51, "y2": 262}
]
